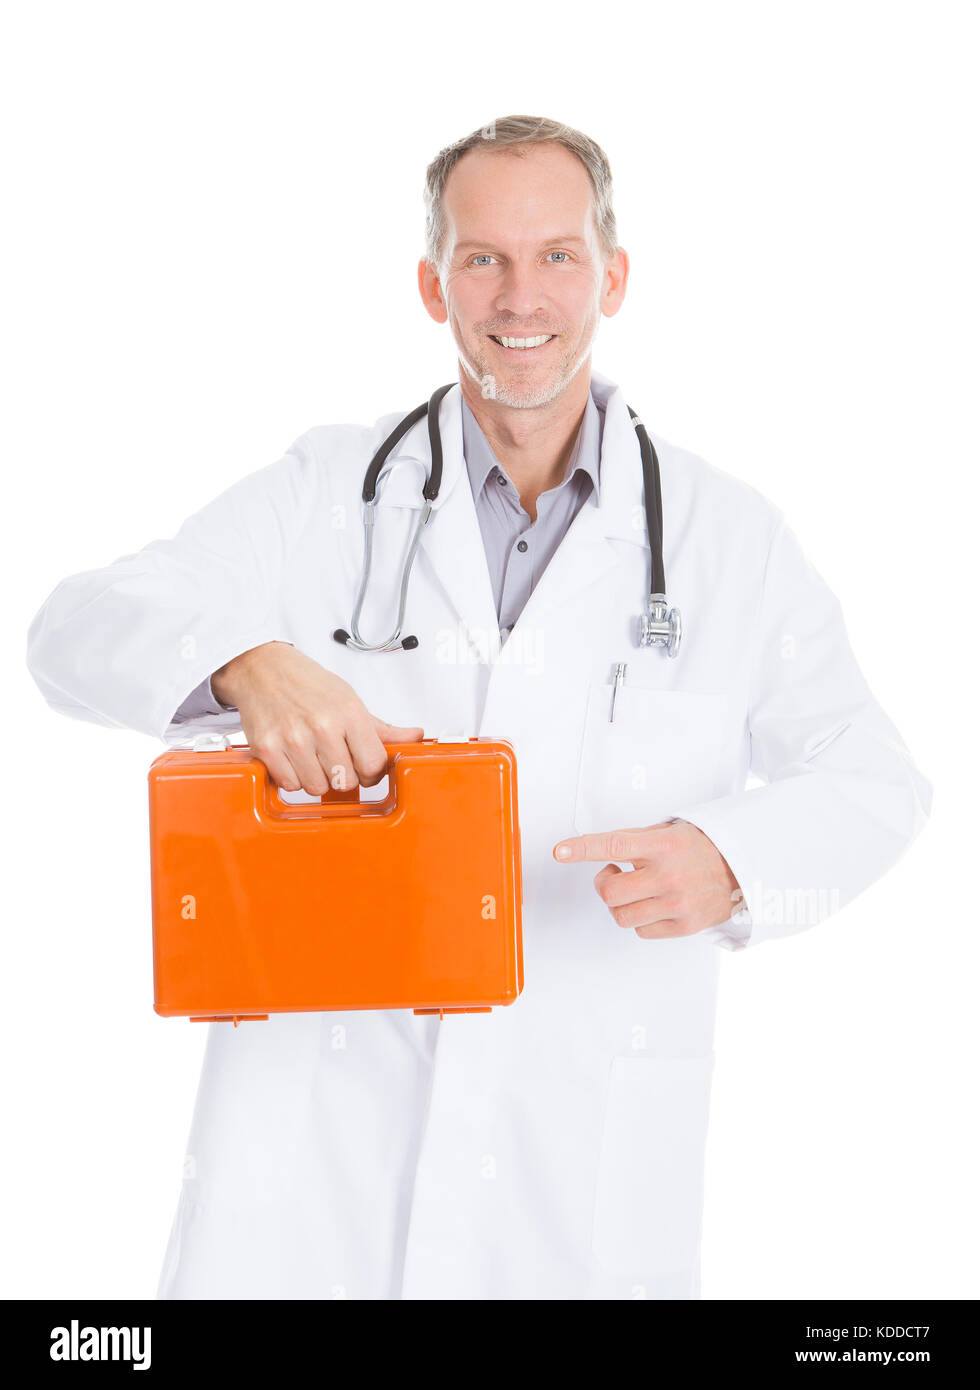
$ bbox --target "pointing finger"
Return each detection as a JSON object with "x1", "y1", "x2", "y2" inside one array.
[{"x1": 554, "y1": 829, "x2": 647, "y2": 863}]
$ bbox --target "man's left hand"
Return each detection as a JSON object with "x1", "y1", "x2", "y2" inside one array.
[{"x1": 553, "y1": 821, "x2": 744, "y2": 939}]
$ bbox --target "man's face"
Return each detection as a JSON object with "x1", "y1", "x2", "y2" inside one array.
[{"x1": 424, "y1": 142, "x2": 624, "y2": 409}]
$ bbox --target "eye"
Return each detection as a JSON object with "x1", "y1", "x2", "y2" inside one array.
[
  {"x1": 547, "y1": 250, "x2": 571, "y2": 263},
  {"x1": 470, "y1": 254, "x2": 496, "y2": 267}
]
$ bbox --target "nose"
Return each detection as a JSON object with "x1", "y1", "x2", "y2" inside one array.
[{"x1": 494, "y1": 260, "x2": 549, "y2": 321}]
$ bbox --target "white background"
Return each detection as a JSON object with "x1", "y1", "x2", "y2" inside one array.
[{"x1": 2, "y1": 0, "x2": 975, "y2": 1299}]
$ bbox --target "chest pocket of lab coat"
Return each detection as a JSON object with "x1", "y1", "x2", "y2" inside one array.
[
  {"x1": 591, "y1": 1053, "x2": 715, "y2": 1277},
  {"x1": 572, "y1": 679, "x2": 734, "y2": 836}
]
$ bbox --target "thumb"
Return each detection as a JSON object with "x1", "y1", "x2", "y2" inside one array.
[{"x1": 373, "y1": 718, "x2": 425, "y2": 741}]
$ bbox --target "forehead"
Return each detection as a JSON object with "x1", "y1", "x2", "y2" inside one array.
[{"x1": 442, "y1": 143, "x2": 594, "y2": 236}]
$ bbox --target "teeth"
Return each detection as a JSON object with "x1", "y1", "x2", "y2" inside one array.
[{"x1": 494, "y1": 335, "x2": 553, "y2": 349}]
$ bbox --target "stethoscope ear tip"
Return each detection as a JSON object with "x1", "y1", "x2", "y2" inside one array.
[{"x1": 332, "y1": 627, "x2": 420, "y2": 652}]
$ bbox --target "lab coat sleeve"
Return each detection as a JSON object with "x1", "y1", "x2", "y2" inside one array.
[
  {"x1": 171, "y1": 674, "x2": 237, "y2": 722},
  {"x1": 26, "y1": 437, "x2": 318, "y2": 746},
  {"x1": 674, "y1": 513, "x2": 933, "y2": 950}
]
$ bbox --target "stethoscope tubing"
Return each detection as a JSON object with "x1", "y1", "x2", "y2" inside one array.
[{"x1": 335, "y1": 382, "x2": 668, "y2": 653}]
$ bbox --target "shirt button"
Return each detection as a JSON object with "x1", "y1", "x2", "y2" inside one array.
[
  {"x1": 517, "y1": 539, "x2": 528, "y2": 553},
  {"x1": 496, "y1": 473, "x2": 507, "y2": 486}
]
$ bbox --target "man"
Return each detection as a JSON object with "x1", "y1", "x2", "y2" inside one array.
[{"x1": 26, "y1": 115, "x2": 932, "y2": 1299}]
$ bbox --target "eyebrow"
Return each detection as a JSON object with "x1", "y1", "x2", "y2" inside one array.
[{"x1": 454, "y1": 235, "x2": 589, "y2": 253}]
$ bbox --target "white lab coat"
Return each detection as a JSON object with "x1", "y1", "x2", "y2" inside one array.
[{"x1": 26, "y1": 371, "x2": 932, "y2": 1299}]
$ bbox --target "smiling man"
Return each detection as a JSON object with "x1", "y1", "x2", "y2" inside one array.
[{"x1": 26, "y1": 114, "x2": 932, "y2": 1300}]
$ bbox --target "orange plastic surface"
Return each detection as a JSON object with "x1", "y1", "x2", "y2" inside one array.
[{"x1": 148, "y1": 738, "x2": 524, "y2": 1020}]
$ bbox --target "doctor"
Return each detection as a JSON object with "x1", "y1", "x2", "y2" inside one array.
[{"x1": 26, "y1": 115, "x2": 931, "y2": 1300}]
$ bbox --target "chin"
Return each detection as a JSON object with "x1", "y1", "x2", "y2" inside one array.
[
  {"x1": 492, "y1": 380, "x2": 565, "y2": 409},
  {"x1": 464, "y1": 355, "x2": 571, "y2": 409}
]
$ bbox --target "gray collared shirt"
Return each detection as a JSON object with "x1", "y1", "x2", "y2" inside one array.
[
  {"x1": 173, "y1": 390, "x2": 603, "y2": 720},
  {"x1": 461, "y1": 390, "x2": 603, "y2": 639}
]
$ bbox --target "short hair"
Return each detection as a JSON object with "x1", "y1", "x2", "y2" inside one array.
[{"x1": 423, "y1": 114, "x2": 618, "y2": 270}]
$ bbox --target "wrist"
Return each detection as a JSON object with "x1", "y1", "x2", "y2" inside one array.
[{"x1": 211, "y1": 641, "x2": 286, "y2": 704}]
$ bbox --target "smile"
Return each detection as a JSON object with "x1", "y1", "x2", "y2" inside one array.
[{"x1": 488, "y1": 334, "x2": 555, "y2": 351}]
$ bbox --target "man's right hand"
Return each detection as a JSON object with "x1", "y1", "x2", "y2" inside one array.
[{"x1": 210, "y1": 641, "x2": 424, "y2": 795}]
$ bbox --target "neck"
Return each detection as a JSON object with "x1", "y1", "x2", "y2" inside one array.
[{"x1": 458, "y1": 362, "x2": 592, "y2": 516}]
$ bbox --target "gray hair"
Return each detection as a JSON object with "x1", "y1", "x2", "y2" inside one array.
[{"x1": 423, "y1": 114, "x2": 618, "y2": 271}]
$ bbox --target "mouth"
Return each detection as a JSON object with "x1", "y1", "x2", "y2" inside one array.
[{"x1": 487, "y1": 333, "x2": 556, "y2": 354}]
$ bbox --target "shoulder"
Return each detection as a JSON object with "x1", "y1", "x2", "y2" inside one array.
[
  {"x1": 649, "y1": 429, "x2": 785, "y2": 548},
  {"x1": 289, "y1": 405, "x2": 415, "y2": 471},
  {"x1": 648, "y1": 431, "x2": 837, "y2": 603},
  {"x1": 281, "y1": 407, "x2": 418, "y2": 503}
]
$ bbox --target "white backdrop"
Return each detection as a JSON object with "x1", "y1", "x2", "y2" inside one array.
[{"x1": 2, "y1": 0, "x2": 975, "y2": 1300}]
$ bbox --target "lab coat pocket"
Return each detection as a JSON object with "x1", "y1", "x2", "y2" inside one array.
[
  {"x1": 591, "y1": 1053, "x2": 715, "y2": 1277},
  {"x1": 573, "y1": 682, "x2": 733, "y2": 835}
]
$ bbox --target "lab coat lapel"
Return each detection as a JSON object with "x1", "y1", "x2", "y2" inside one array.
[
  {"x1": 376, "y1": 385, "x2": 500, "y2": 654},
  {"x1": 500, "y1": 371, "x2": 646, "y2": 638}
]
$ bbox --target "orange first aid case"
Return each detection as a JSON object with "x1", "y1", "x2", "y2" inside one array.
[{"x1": 148, "y1": 737, "x2": 523, "y2": 1022}]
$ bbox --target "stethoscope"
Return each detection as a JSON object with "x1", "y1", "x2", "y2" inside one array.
[{"x1": 333, "y1": 383, "x2": 681, "y2": 657}]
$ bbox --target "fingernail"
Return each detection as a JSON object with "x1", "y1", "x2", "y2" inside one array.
[{"x1": 555, "y1": 844, "x2": 571, "y2": 860}]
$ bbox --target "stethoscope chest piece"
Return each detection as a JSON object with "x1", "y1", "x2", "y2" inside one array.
[{"x1": 638, "y1": 594, "x2": 682, "y2": 657}]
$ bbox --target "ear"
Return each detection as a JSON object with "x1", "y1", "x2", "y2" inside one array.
[
  {"x1": 600, "y1": 247, "x2": 629, "y2": 320},
  {"x1": 418, "y1": 258, "x2": 448, "y2": 325}
]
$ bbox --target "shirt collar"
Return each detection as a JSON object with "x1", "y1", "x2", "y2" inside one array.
[{"x1": 461, "y1": 389, "x2": 602, "y2": 503}]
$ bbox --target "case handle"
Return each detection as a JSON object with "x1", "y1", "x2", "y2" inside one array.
[{"x1": 256, "y1": 748, "x2": 401, "y2": 822}]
